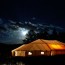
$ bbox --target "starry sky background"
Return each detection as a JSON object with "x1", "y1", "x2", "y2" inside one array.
[{"x1": 0, "y1": 0, "x2": 65, "y2": 44}]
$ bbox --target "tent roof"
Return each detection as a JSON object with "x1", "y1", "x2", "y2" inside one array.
[{"x1": 12, "y1": 39, "x2": 65, "y2": 52}]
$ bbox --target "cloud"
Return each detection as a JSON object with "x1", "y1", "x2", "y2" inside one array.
[
  {"x1": 8, "y1": 20, "x2": 16, "y2": 24},
  {"x1": 19, "y1": 22, "x2": 23, "y2": 24},
  {"x1": 0, "y1": 27, "x2": 29, "y2": 44},
  {"x1": 55, "y1": 26, "x2": 64, "y2": 30},
  {"x1": 38, "y1": 24, "x2": 43, "y2": 26},
  {"x1": 0, "y1": 26, "x2": 7, "y2": 31},
  {"x1": 8, "y1": 24, "x2": 19, "y2": 30},
  {"x1": 0, "y1": 18, "x2": 3, "y2": 24},
  {"x1": 31, "y1": 17, "x2": 36, "y2": 20},
  {"x1": 0, "y1": 19, "x2": 65, "y2": 44}
]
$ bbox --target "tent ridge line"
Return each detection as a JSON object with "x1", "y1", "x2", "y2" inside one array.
[{"x1": 40, "y1": 39, "x2": 51, "y2": 51}]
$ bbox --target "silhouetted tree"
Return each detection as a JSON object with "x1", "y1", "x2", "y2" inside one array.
[
  {"x1": 37, "y1": 29, "x2": 44, "y2": 39},
  {"x1": 51, "y1": 28, "x2": 58, "y2": 39},
  {"x1": 43, "y1": 27, "x2": 49, "y2": 39},
  {"x1": 59, "y1": 32, "x2": 65, "y2": 42},
  {"x1": 23, "y1": 29, "x2": 37, "y2": 43}
]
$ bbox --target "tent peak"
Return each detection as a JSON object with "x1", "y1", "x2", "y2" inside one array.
[{"x1": 37, "y1": 39, "x2": 57, "y2": 41}]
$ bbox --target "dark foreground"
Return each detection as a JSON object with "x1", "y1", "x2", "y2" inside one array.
[{"x1": 0, "y1": 55, "x2": 65, "y2": 65}]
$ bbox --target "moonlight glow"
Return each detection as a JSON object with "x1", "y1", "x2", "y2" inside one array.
[
  {"x1": 18, "y1": 27, "x2": 29, "y2": 40},
  {"x1": 21, "y1": 29, "x2": 29, "y2": 36}
]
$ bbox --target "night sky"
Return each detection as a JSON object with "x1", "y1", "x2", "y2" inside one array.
[
  {"x1": 0, "y1": 0, "x2": 65, "y2": 25},
  {"x1": 0, "y1": 0, "x2": 65, "y2": 44}
]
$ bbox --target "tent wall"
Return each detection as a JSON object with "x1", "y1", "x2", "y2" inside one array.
[
  {"x1": 23, "y1": 51, "x2": 51, "y2": 56},
  {"x1": 51, "y1": 50, "x2": 65, "y2": 56},
  {"x1": 44, "y1": 51, "x2": 51, "y2": 56},
  {"x1": 25, "y1": 51, "x2": 42, "y2": 56},
  {"x1": 25, "y1": 51, "x2": 51, "y2": 56},
  {"x1": 15, "y1": 51, "x2": 25, "y2": 56},
  {"x1": 12, "y1": 50, "x2": 65, "y2": 57},
  {"x1": 12, "y1": 51, "x2": 15, "y2": 56}
]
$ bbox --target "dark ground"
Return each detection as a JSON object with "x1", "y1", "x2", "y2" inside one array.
[{"x1": 0, "y1": 55, "x2": 65, "y2": 65}]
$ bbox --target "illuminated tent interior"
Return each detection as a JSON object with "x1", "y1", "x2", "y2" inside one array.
[{"x1": 12, "y1": 39, "x2": 65, "y2": 57}]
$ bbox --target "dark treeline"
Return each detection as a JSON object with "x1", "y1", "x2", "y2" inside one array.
[
  {"x1": 0, "y1": 43, "x2": 22, "y2": 57},
  {"x1": 23, "y1": 28, "x2": 65, "y2": 44}
]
